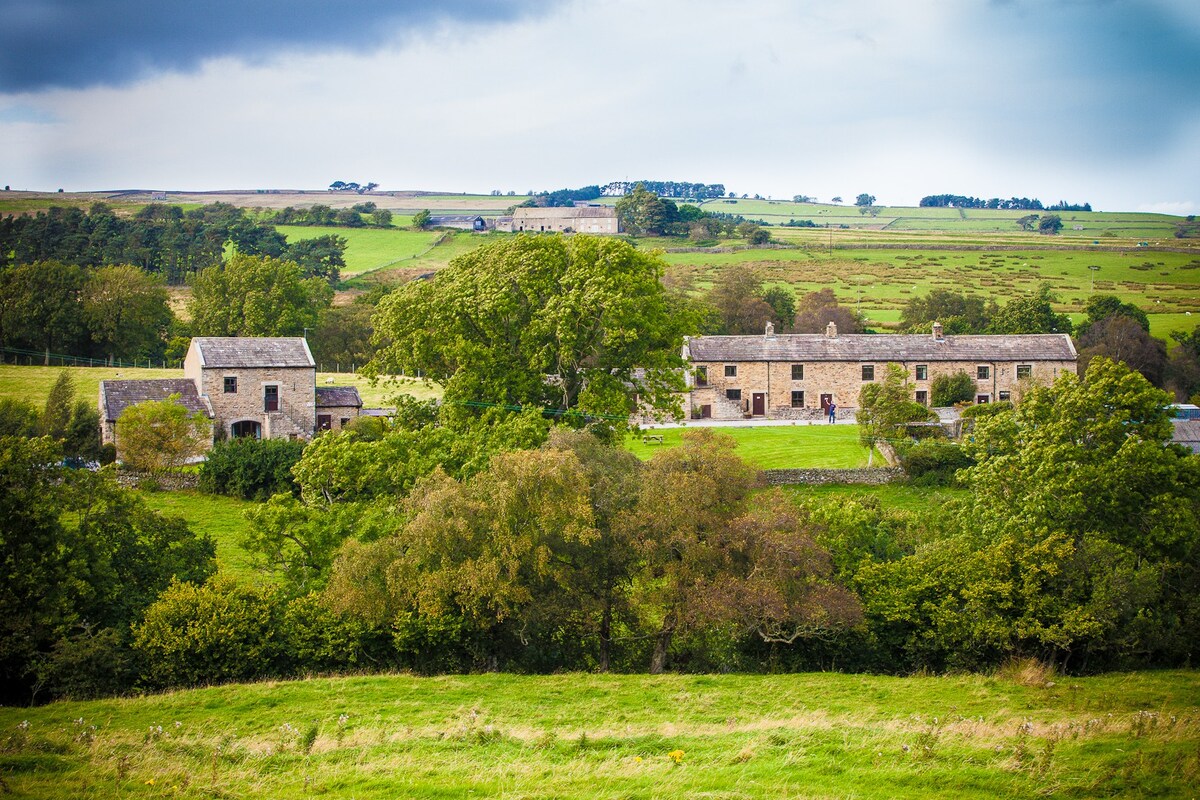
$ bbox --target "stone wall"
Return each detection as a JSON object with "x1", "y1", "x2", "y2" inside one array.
[
  {"x1": 115, "y1": 470, "x2": 201, "y2": 491},
  {"x1": 760, "y1": 467, "x2": 903, "y2": 486}
]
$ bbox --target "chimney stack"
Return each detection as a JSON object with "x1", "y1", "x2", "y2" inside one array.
[
  {"x1": 825, "y1": 320, "x2": 838, "y2": 339},
  {"x1": 932, "y1": 321, "x2": 944, "y2": 340},
  {"x1": 765, "y1": 321, "x2": 775, "y2": 338}
]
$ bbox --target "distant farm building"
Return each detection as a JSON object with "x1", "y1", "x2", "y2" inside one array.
[
  {"x1": 509, "y1": 206, "x2": 620, "y2": 234},
  {"x1": 428, "y1": 214, "x2": 489, "y2": 231}
]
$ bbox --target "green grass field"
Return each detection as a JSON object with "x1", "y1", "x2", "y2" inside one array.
[
  {"x1": 277, "y1": 225, "x2": 443, "y2": 276},
  {"x1": 137, "y1": 490, "x2": 259, "y2": 579},
  {"x1": 0, "y1": 365, "x2": 440, "y2": 408},
  {"x1": 625, "y1": 424, "x2": 878, "y2": 469},
  {"x1": 2, "y1": 670, "x2": 1195, "y2": 798},
  {"x1": 780, "y1": 482, "x2": 969, "y2": 512}
]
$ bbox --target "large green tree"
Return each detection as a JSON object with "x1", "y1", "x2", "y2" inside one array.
[
  {"x1": 368, "y1": 235, "x2": 689, "y2": 428},
  {"x1": 188, "y1": 253, "x2": 333, "y2": 337},
  {"x1": 82, "y1": 265, "x2": 172, "y2": 364},
  {"x1": 988, "y1": 286, "x2": 1073, "y2": 335},
  {"x1": 856, "y1": 364, "x2": 935, "y2": 464}
]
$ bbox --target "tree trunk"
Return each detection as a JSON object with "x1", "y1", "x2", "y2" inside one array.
[
  {"x1": 650, "y1": 623, "x2": 674, "y2": 674},
  {"x1": 598, "y1": 601, "x2": 612, "y2": 673}
]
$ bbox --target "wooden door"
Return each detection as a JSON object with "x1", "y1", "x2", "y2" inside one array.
[
  {"x1": 752, "y1": 393, "x2": 765, "y2": 416},
  {"x1": 820, "y1": 393, "x2": 833, "y2": 410}
]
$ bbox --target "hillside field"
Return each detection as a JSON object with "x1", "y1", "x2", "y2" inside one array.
[
  {"x1": 277, "y1": 225, "x2": 443, "y2": 276},
  {"x1": 1, "y1": 670, "x2": 1196, "y2": 799}
]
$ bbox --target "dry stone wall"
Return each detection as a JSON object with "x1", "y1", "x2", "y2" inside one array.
[{"x1": 761, "y1": 467, "x2": 903, "y2": 486}]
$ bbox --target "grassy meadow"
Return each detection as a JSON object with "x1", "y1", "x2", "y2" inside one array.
[
  {"x1": 625, "y1": 424, "x2": 878, "y2": 469},
  {"x1": 137, "y1": 491, "x2": 258, "y2": 579},
  {"x1": 1, "y1": 670, "x2": 1196, "y2": 798},
  {"x1": 277, "y1": 225, "x2": 444, "y2": 276}
]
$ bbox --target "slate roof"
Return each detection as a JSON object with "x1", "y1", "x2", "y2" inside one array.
[
  {"x1": 100, "y1": 379, "x2": 213, "y2": 423},
  {"x1": 1172, "y1": 420, "x2": 1200, "y2": 454},
  {"x1": 192, "y1": 337, "x2": 315, "y2": 368},
  {"x1": 512, "y1": 206, "x2": 617, "y2": 219},
  {"x1": 685, "y1": 333, "x2": 1077, "y2": 363},
  {"x1": 316, "y1": 386, "x2": 363, "y2": 408}
]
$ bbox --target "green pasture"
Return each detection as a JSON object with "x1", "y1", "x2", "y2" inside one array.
[
  {"x1": 661, "y1": 244, "x2": 1200, "y2": 338},
  {"x1": 359, "y1": 230, "x2": 498, "y2": 284},
  {"x1": 625, "y1": 424, "x2": 878, "y2": 469},
  {"x1": 2, "y1": 670, "x2": 1196, "y2": 799},
  {"x1": 137, "y1": 490, "x2": 258, "y2": 579},
  {"x1": 780, "y1": 481, "x2": 969, "y2": 512},
  {"x1": 0, "y1": 365, "x2": 439, "y2": 408},
  {"x1": 277, "y1": 225, "x2": 442, "y2": 276}
]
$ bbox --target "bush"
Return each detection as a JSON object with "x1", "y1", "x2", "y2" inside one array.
[
  {"x1": 199, "y1": 437, "x2": 305, "y2": 500},
  {"x1": 930, "y1": 371, "x2": 975, "y2": 406},
  {"x1": 898, "y1": 440, "x2": 974, "y2": 486}
]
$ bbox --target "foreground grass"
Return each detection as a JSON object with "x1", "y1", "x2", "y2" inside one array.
[
  {"x1": 1, "y1": 671, "x2": 1196, "y2": 798},
  {"x1": 626, "y1": 424, "x2": 878, "y2": 469}
]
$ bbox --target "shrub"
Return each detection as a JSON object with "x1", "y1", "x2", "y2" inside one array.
[
  {"x1": 930, "y1": 371, "x2": 975, "y2": 406},
  {"x1": 199, "y1": 436, "x2": 305, "y2": 500},
  {"x1": 899, "y1": 440, "x2": 974, "y2": 486}
]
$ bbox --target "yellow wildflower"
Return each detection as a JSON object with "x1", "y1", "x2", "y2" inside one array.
[{"x1": 668, "y1": 749, "x2": 685, "y2": 764}]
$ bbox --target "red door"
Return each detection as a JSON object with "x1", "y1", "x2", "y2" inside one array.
[
  {"x1": 752, "y1": 393, "x2": 766, "y2": 416},
  {"x1": 820, "y1": 393, "x2": 833, "y2": 411}
]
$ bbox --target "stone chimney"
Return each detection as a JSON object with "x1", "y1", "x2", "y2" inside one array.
[
  {"x1": 825, "y1": 320, "x2": 838, "y2": 339},
  {"x1": 765, "y1": 321, "x2": 775, "y2": 338},
  {"x1": 932, "y1": 321, "x2": 944, "y2": 340}
]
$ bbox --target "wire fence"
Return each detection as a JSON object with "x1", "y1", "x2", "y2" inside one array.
[{"x1": 0, "y1": 346, "x2": 183, "y2": 370}]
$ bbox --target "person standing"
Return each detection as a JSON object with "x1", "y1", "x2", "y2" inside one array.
[{"x1": 827, "y1": 401, "x2": 837, "y2": 424}]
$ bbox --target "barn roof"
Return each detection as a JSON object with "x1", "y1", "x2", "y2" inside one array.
[
  {"x1": 685, "y1": 333, "x2": 1077, "y2": 363},
  {"x1": 316, "y1": 386, "x2": 363, "y2": 408},
  {"x1": 99, "y1": 379, "x2": 213, "y2": 423},
  {"x1": 191, "y1": 337, "x2": 315, "y2": 368},
  {"x1": 512, "y1": 206, "x2": 617, "y2": 219},
  {"x1": 1172, "y1": 419, "x2": 1200, "y2": 454}
]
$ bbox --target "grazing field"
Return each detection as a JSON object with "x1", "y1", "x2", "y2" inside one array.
[
  {"x1": 137, "y1": 490, "x2": 258, "y2": 579},
  {"x1": 1, "y1": 670, "x2": 1196, "y2": 799},
  {"x1": 625, "y1": 424, "x2": 877, "y2": 469},
  {"x1": 660, "y1": 243, "x2": 1200, "y2": 338},
  {"x1": 780, "y1": 481, "x2": 969, "y2": 512},
  {"x1": 277, "y1": 225, "x2": 443, "y2": 276},
  {"x1": 0, "y1": 365, "x2": 439, "y2": 407}
]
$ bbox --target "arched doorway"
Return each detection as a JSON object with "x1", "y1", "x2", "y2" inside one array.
[{"x1": 231, "y1": 420, "x2": 262, "y2": 439}]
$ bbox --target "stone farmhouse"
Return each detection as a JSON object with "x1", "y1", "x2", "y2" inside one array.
[
  {"x1": 682, "y1": 321, "x2": 1078, "y2": 421},
  {"x1": 100, "y1": 337, "x2": 362, "y2": 454},
  {"x1": 508, "y1": 206, "x2": 621, "y2": 234}
]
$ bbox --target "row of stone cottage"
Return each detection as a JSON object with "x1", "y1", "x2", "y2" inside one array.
[{"x1": 99, "y1": 325, "x2": 1078, "y2": 456}]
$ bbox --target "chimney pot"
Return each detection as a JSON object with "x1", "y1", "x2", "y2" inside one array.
[
  {"x1": 765, "y1": 321, "x2": 775, "y2": 338},
  {"x1": 825, "y1": 321, "x2": 838, "y2": 339},
  {"x1": 932, "y1": 321, "x2": 944, "y2": 340}
]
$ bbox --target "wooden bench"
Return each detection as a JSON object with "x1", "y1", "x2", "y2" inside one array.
[{"x1": 642, "y1": 434, "x2": 664, "y2": 445}]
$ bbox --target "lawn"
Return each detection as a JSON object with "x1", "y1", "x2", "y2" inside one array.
[
  {"x1": 137, "y1": 490, "x2": 259, "y2": 579},
  {"x1": 276, "y1": 225, "x2": 443, "y2": 276},
  {"x1": 779, "y1": 481, "x2": 969, "y2": 512},
  {"x1": 0, "y1": 365, "x2": 440, "y2": 408},
  {"x1": 1, "y1": 670, "x2": 1196, "y2": 798},
  {"x1": 626, "y1": 424, "x2": 878, "y2": 469}
]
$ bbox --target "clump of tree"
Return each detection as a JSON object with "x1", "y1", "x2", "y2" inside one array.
[
  {"x1": 603, "y1": 180, "x2": 726, "y2": 200},
  {"x1": 0, "y1": 436, "x2": 216, "y2": 702},
  {"x1": 855, "y1": 193, "x2": 879, "y2": 216},
  {"x1": 325, "y1": 430, "x2": 862, "y2": 674},
  {"x1": 1076, "y1": 295, "x2": 1165, "y2": 386},
  {"x1": 411, "y1": 209, "x2": 431, "y2": 229},
  {"x1": 116, "y1": 396, "x2": 212, "y2": 473},
  {"x1": 199, "y1": 437, "x2": 306, "y2": 501},
  {"x1": 1167, "y1": 323, "x2": 1200, "y2": 401},
  {"x1": 920, "y1": 194, "x2": 1080, "y2": 211},
  {"x1": 987, "y1": 286, "x2": 1072, "y2": 334},
  {"x1": 368, "y1": 234, "x2": 690, "y2": 432},
  {"x1": 327, "y1": 181, "x2": 378, "y2": 194},
  {"x1": 188, "y1": 253, "x2": 334, "y2": 338},
  {"x1": 614, "y1": 184, "x2": 769, "y2": 242},
  {"x1": 856, "y1": 364, "x2": 936, "y2": 465},
  {"x1": 899, "y1": 289, "x2": 995, "y2": 334},
  {"x1": 792, "y1": 288, "x2": 865, "y2": 335},
  {"x1": 930, "y1": 371, "x2": 976, "y2": 406}
]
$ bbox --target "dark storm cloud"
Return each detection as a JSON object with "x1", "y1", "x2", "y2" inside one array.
[{"x1": 0, "y1": 0, "x2": 550, "y2": 92}]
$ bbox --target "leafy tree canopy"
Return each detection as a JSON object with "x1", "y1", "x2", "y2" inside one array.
[
  {"x1": 367, "y1": 235, "x2": 690, "y2": 430},
  {"x1": 189, "y1": 253, "x2": 334, "y2": 338}
]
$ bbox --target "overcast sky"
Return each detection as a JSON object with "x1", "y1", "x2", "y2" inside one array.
[{"x1": 2, "y1": 0, "x2": 1198, "y2": 213}]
